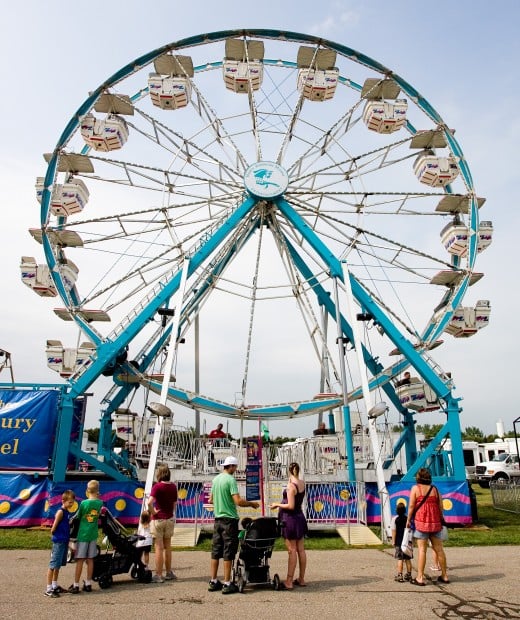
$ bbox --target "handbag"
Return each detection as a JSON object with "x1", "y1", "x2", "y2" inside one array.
[{"x1": 400, "y1": 527, "x2": 414, "y2": 558}]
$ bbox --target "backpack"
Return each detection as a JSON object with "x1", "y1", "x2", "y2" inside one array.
[{"x1": 69, "y1": 510, "x2": 80, "y2": 540}]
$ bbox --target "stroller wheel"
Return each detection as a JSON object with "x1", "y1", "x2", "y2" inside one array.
[
  {"x1": 139, "y1": 569, "x2": 153, "y2": 584},
  {"x1": 98, "y1": 574, "x2": 113, "y2": 589},
  {"x1": 272, "y1": 574, "x2": 281, "y2": 590}
]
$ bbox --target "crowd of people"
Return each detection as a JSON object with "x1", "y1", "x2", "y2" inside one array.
[{"x1": 44, "y1": 463, "x2": 449, "y2": 597}]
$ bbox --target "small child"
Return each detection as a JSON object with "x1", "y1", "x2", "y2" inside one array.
[
  {"x1": 136, "y1": 510, "x2": 153, "y2": 567},
  {"x1": 45, "y1": 490, "x2": 76, "y2": 597},
  {"x1": 68, "y1": 480, "x2": 103, "y2": 594},
  {"x1": 391, "y1": 502, "x2": 412, "y2": 582},
  {"x1": 238, "y1": 516, "x2": 253, "y2": 540}
]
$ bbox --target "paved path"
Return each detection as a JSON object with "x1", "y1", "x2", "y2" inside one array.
[{"x1": 1, "y1": 546, "x2": 518, "y2": 619}]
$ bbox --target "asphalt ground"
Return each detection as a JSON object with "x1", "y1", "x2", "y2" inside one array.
[{"x1": 1, "y1": 546, "x2": 519, "y2": 619}]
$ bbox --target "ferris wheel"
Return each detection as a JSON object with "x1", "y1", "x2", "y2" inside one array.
[{"x1": 23, "y1": 29, "x2": 492, "y2": 478}]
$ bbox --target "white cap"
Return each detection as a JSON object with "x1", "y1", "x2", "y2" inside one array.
[{"x1": 223, "y1": 456, "x2": 238, "y2": 467}]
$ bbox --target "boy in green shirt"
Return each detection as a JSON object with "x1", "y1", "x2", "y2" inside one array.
[{"x1": 68, "y1": 480, "x2": 103, "y2": 593}]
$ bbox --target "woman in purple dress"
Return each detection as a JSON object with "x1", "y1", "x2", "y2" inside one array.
[{"x1": 270, "y1": 462, "x2": 308, "y2": 589}]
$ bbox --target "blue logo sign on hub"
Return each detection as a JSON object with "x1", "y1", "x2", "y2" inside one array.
[{"x1": 244, "y1": 161, "x2": 289, "y2": 199}]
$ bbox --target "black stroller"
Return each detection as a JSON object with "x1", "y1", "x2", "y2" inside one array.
[
  {"x1": 92, "y1": 507, "x2": 152, "y2": 588},
  {"x1": 233, "y1": 517, "x2": 280, "y2": 592}
]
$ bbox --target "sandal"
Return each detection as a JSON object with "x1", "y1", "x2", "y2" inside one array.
[
  {"x1": 411, "y1": 578, "x2": 426, "y2": 586},
  {"x1": 437, "y1": 577, "x2": 450, "y2": 584},
  {"x1": 293, "y1": 579, "x2": 307, "y2": 587},
  {"x1": 278, "y1": 582, "x2": 294, "y2": 591}
]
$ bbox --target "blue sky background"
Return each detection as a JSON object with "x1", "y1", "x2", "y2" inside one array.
[{"x1": 0, "y1": 1, "x2": 518, "y2": 438}]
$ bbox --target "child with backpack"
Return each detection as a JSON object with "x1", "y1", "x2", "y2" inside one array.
[{"x1": 391, "y1": 501, "x2": 412, "y2": 582}]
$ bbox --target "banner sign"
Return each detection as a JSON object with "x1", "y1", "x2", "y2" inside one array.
[
  {"x1": 0, "y1": 390, "x2": 59, "y2": 470},
  {"x1": 245, "y1": 438, "x2": 261, "y2": 501}
]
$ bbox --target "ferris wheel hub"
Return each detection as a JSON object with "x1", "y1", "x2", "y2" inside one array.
[{"x1": 244, "y1": 161, "x2": 289, "y2": 199}]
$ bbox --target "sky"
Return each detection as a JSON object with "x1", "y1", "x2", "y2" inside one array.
[{"x1": 0, "y1": 0, "x2": 518, "y2": 440}]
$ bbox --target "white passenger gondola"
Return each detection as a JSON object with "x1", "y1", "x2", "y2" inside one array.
[
  {"x1": 414, "y1": 150, "x2": 459, "y2": 187},
  {"x1": 148, "y1": 54, "x2": 194, "y2": 109},
  {"x1": 222, "y1": 38, "x2": 264, "y2": 93},
  {"x1": 297, "y1": 46, "x2": 339, "y2": 102},
  {"x1": 444, "y1": 300, "x2": 491, "y2": 338},
  {"x1": 363, "y1": 99, "x2": 408, "y2": 134},
  {"x1": 20, "y1": 256, "x2": 57, "y2": 297},
  {"x1": 440, "y1": 220, "x2": 493, "y2": 256},
  {"x1": 395, "y1": 378, "x2": 440, "y2": 412},
  {"x1": 45, "y1": 340, "x2": 95, "y2": 378},
  {"x1": 35, "y1": 177, "x2": 89, "y2": 217},
  {"x1": 80, "y1": 113, "x2": 129, "y2": 151}
]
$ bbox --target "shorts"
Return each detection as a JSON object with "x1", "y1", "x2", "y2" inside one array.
[
  {"x1": 150, "y1": 518, "x2": 175, "y2": 539},
  {"x1": 211, "y1": 517, "x2": 239, "y2": 561},
  {"x1": 49, "y1": 541, "x2": 68, "y2": 569},
  {"x1": 413, "y1": 529, "x2": 443, "y2": 540},
  {"x1": 75, "y1": 540, "x2": 99, "y2": 559}
]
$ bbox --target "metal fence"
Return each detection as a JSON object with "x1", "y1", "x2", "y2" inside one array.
[
  {"x1": 490, "y1": 480, "x2": 520, "y2": 514},
  {"x1": 175, "y1": 477, "x2": 367, "y2": 541}
]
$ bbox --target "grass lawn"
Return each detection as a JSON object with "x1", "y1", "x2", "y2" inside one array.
[{"x1": 1, "y1": 486, "x2": 518, "y2": 550}]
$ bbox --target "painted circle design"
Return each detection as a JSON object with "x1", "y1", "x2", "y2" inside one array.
[
  {"x1": 19, "y1": 489, "x2": 31, "y2": 501},
  {"x1": 115, "y1": 499, "x2": 126, "y2": 511},
  {"x1": 0, "y1": 501, "x2": 10, "y2": 514}
]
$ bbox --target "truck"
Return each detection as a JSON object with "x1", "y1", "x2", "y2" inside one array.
[{"x1": 475, "y1": 452, "x2": 520, "y2": 487}]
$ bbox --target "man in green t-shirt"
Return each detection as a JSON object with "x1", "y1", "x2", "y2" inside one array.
[{"x1": 208, "y1": 456, "x2": 259, "y2": 594}]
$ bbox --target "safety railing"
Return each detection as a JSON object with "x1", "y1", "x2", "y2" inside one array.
[{"x1": 490, "y1": 479, "x2": 520, "y2": 514}]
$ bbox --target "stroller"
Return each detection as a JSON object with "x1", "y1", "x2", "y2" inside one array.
[
  {"x1": 233, "y1": 517, "x2": 280, "y2": 592},
  {"x1": 92, "y1": 507, "x2": 152, "y2": 589}
]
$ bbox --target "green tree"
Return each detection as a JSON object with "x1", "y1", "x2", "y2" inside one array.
[
  {"x1": 85, "y1": 427, "x2": 125, "y2": 448},
  {"x1": 415, "y1": 424, "x2": 443, "y2": 439},
  {"x1": 463, "y1": 426, "x2": 485, "y2": 442}
]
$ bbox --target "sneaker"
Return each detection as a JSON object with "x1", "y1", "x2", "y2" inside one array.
[
  {"x1": 68, "y1": 585, "x2": 80, "y2": 594},
  {"x1": 164, "y1": 571, "x2": 177, "y2": 581},
  {"x1": 208, "y1": 579, "x2": 223, "y2": 591},
  {"x1": 82, "y1": 582, "x2": 92, "y2": 592},
  {"x1": 152, "y1": 575, "x2": 165, "y2": 583},
  {"x1": 44, "y1": 589, "x2": 59, "y2": 598},
  {"x1": 222, "y1": 582, "x2": 238, "y2": 595},
  {"x1": 54, "y1": 585, "x2": 66, "y2": 594}
]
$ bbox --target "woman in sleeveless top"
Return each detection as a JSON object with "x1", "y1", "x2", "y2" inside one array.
[
  {"x1": 407, "y1": 467, "x2": 449, "y2": 585},
  {"x1": 270, "y1": 462, "x2": 308, "y2": 589}
]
